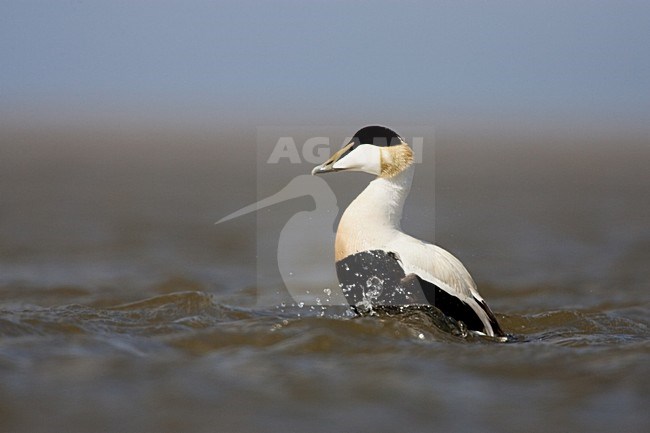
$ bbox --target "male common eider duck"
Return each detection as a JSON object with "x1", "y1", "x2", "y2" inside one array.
[{"x1": 312, "y1": 125, "x2": 506, "y2": 339}]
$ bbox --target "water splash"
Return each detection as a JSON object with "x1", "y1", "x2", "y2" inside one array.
[{"x1": 351, "y1": 276, "x2": 385, "y2": 315}]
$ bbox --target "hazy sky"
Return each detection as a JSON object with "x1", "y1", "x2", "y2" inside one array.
[{"x1": 2, "y1": 1, "x2": 649, "y2": 131}]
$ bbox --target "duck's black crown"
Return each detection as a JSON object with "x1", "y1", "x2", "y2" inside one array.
[{"x1": 350, "y1": 125, "x2": 404, "y2": 148}]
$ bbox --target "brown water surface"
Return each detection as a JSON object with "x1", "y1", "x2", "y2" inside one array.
[{"x1": 0, "y1": 127, "x2": 648, "y2": 433}]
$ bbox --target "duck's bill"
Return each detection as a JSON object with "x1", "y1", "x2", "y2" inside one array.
[
  {"x1": 311, "y1": 141, "x2": 354, "y2": 175},
  {"x1": 311, "y1": 163, "x2": 344, "y2": 175}
]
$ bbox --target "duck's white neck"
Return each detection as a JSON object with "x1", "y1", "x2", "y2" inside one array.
[
  {"x1": 359, "y1": 166, "x2": 414, "y2": 228},
  {"x1": 335, "y1": 166, "x2": 414, "y2": 260}
]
